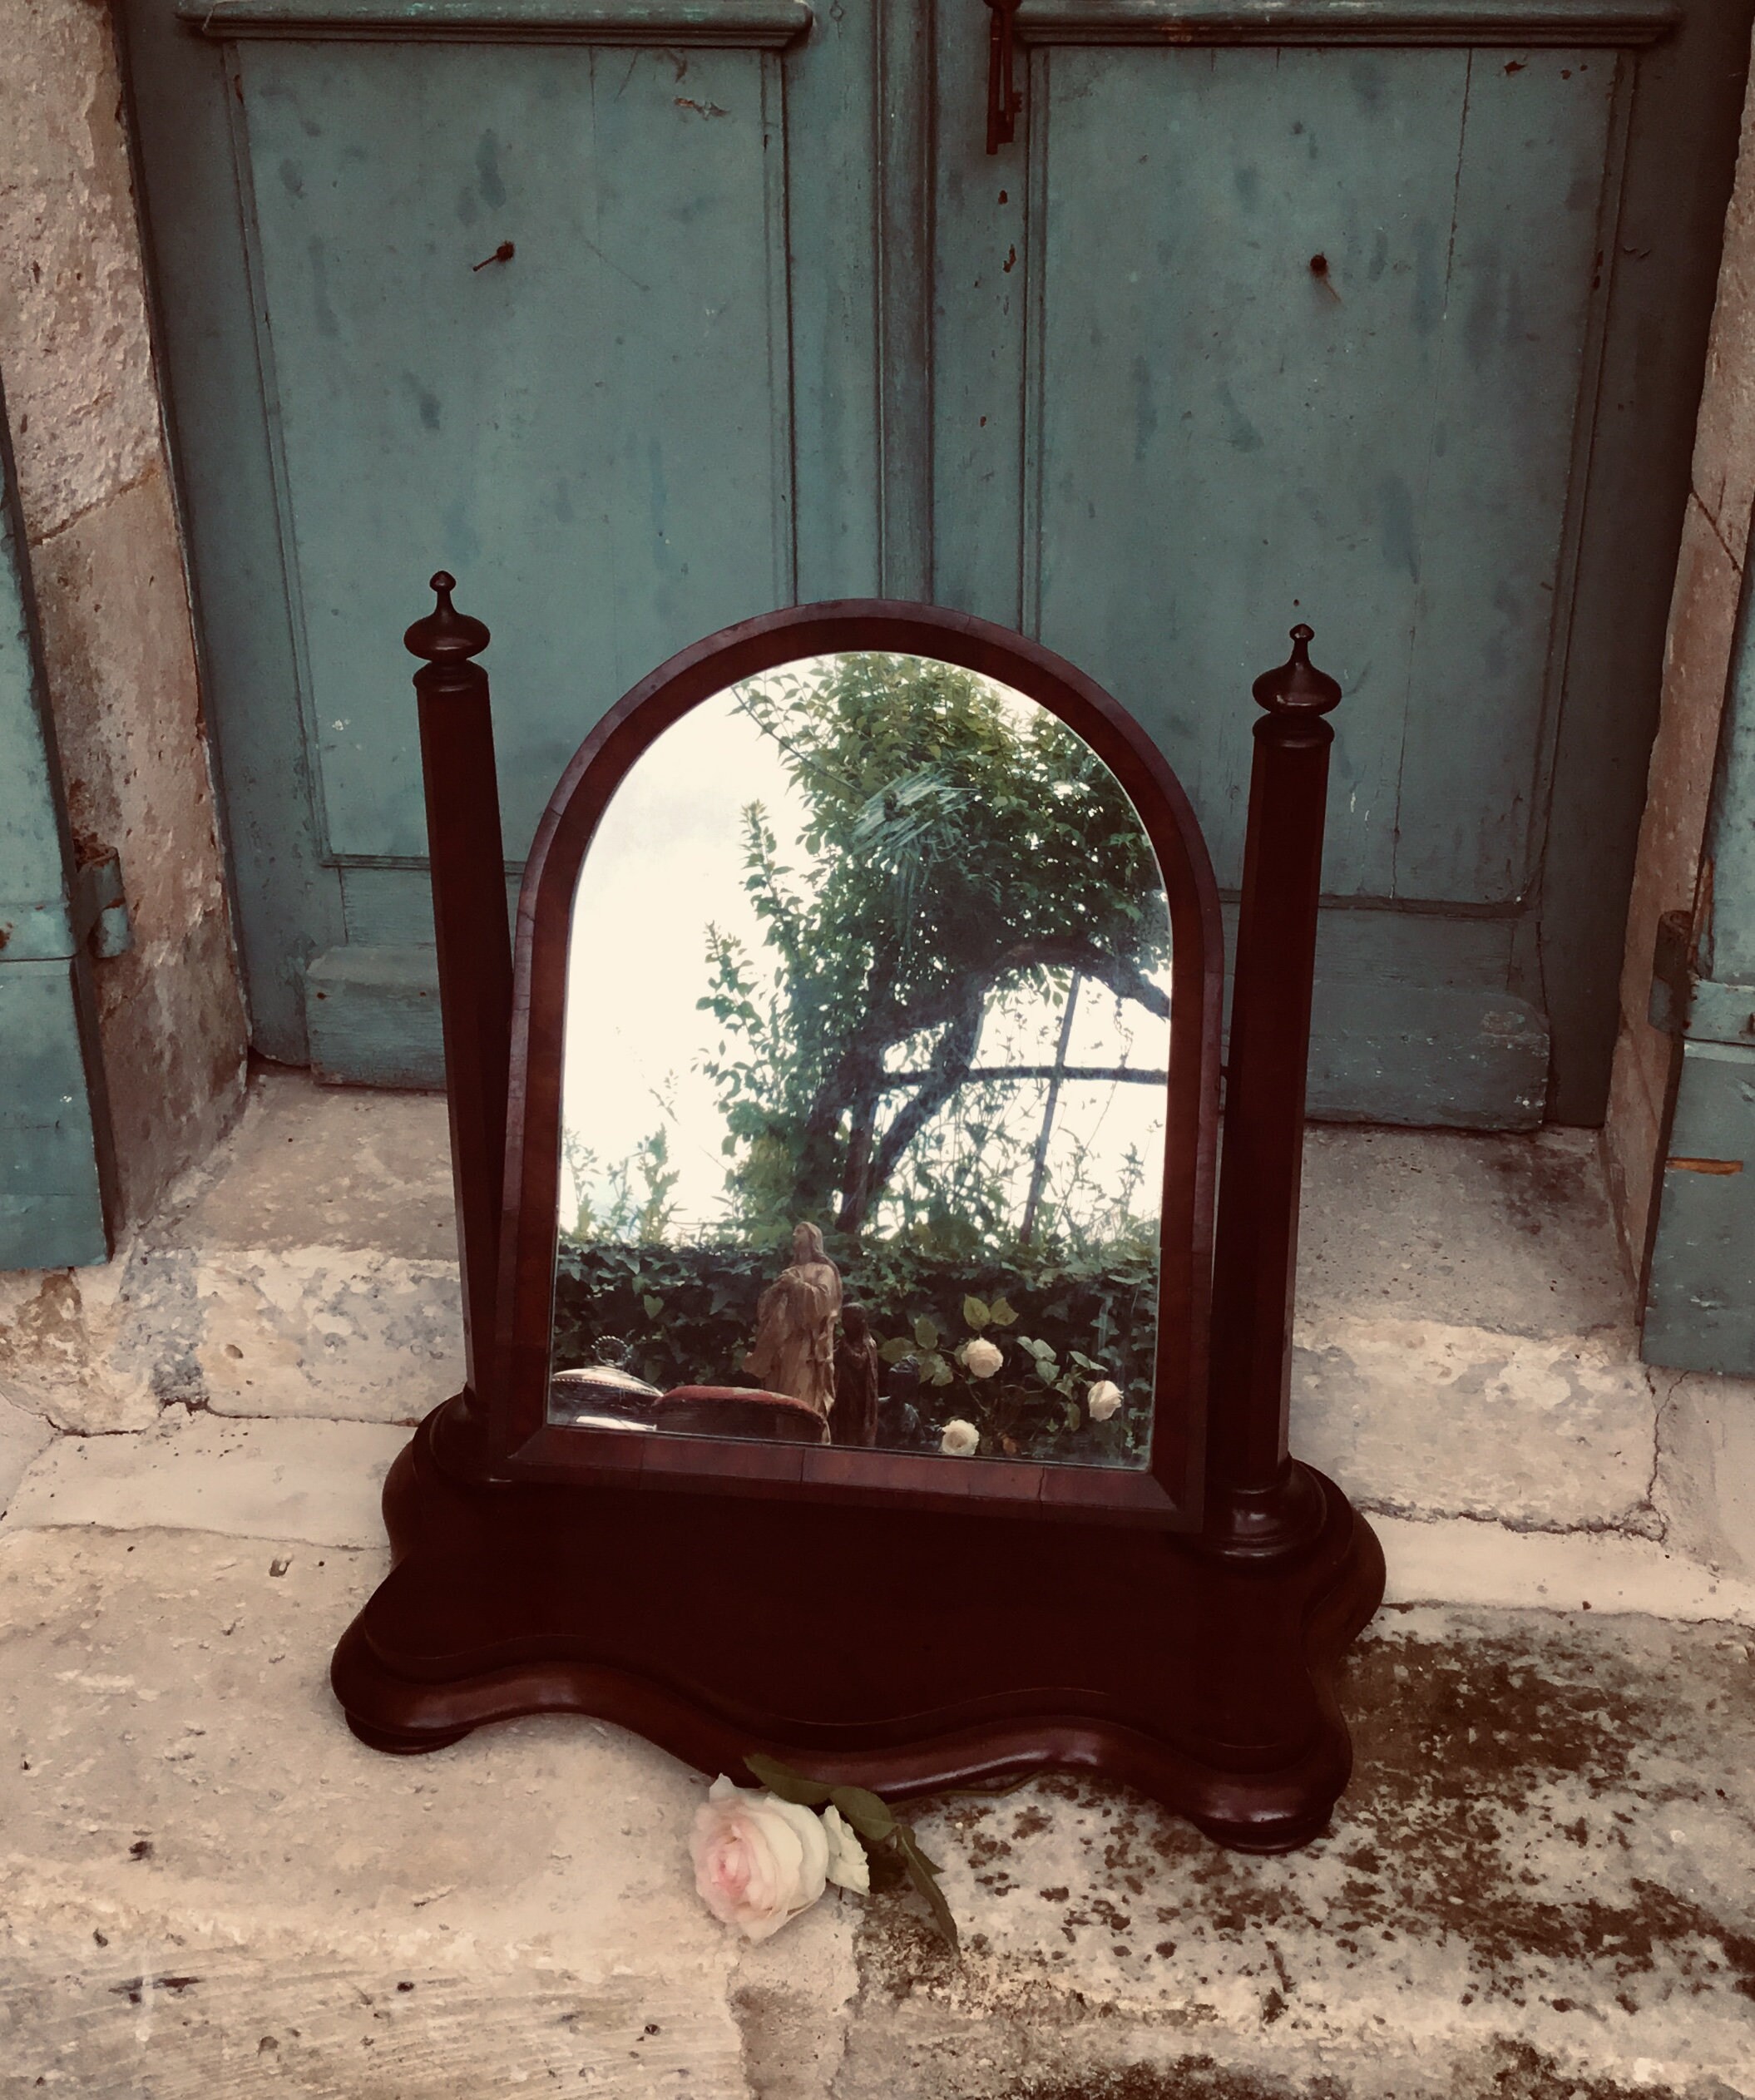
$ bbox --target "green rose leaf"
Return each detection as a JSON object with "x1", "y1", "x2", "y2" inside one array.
[
  {"x1": 828, "y1": 1785, "x2": 897, "y2": 1843},
  {"x1": 744, "y1": 1752, "x2": 833, "y2": 1806},
  {"x1": 962, "y1": 1296, "x2": 991, "y2": 1332},
  {"x1": 987, "y1": 1298, "x2": 1018, "y2": 1327},
  {"x1": 878, "y1": 1337, "x2": 916, "y2": 1366},
  {"x1": 912, "y1": 1315, "x2": 941, "y2": 1351},
  {"x1": 893, "y1": 1825, "x2": 960, "y2": 1954},
  {"x1": 641, "y1": 1294, "x2": 664, "y2": 1321}
]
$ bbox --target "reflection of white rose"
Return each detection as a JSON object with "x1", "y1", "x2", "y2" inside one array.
[
  {"x1": 1087, "y1": 1380, "x2": 1123, "y2": 1422},
  {"x1": 690, "y1": 1776, "x2": 828, "y2": 1941},
  {"x1": 941, "y1": 1418, "x2": 980, "y2": 1457},
  {"x1": 821, "y1": 1804, "x2": 870, "y2": 1894},
  {"x1": 963, "y1": 1338, "x2": 1003, "y2": 1380}
]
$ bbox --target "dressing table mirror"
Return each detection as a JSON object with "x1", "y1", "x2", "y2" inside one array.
[{"x1": 332, "y1": 588, "x2": 1384, "y2": 1853}]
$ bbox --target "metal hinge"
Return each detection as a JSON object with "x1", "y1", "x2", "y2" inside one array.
[
  {"x1": 71, "y1": 849, "x2": 132, "y2": 961},
  {"x1": 1647, "y1": 905, "x2": 1755, "y2": 1045}
]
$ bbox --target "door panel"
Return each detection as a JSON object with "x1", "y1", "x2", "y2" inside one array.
[
  {"x1": 1015, "y1": 47, "x2": 1609, "y2": 902},
  {"x1": 236, "y1": 40, "x2": 794, "y2": 866}
]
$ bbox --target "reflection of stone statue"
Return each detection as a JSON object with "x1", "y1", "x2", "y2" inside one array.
[
  {"x1": 743, "y1": 1223, "x2": 842, "y2": 1426},
  {"x1": 831, "y1": 1304, "x2": 881, "y2": 1448}
]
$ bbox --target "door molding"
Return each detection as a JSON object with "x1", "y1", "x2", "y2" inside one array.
[
  {"x1": 177, "y1": 0, "x2": 813, "y2": 44},
  {"x1": 1011, "y1": 0, "x2": 1677, "y2": 45}
]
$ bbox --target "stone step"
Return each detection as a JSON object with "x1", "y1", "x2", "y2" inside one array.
[
  {"x1": 5, "y1": 1410, "x2": 1753, "y2": 1628},
  {"x1": 2, "y1": 1070, "x2": 1752, "y2": 1603}
]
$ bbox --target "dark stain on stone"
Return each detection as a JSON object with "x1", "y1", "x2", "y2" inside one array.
[
  {"x1": 1001, "y1": 2059, "x2": 1344, "y2": 2100},
  {"x1": 998, "y1": 2041, "x2": 1721, "y2": 2099},
  {"x1": 852, "y1": 1613, "x2": 1755, "y2": 2072},
  {"x1": 109, "y1": 1975, "x2": 200, "y2": 2005},
  {"x1": 1486, "y1": 1139, "x2": 1594, "y2": 1235}
]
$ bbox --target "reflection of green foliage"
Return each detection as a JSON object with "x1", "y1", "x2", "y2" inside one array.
[
  {"x1": 551, "y1": 1234, "x2": 1157, "y2": 1467},
  {"x1": 561, "y1": 1126, "x2": 680, "y2": 1244},
  {"x1": 882, "y1": 1293, "x2": 1138, "y2": 1465},
  {"x1": 696, "y1": 653, "x2": 1170, "y2": 1242}
]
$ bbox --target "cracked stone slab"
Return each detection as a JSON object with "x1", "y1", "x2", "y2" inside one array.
[
  {"x1": 833, "y1": 1607, "x2": 1755, "y2": 2099},
  {"x1": 0, "y1": 1527, "x2": 747, "y2": 2098},
  {"x1": 0, "y1": 1413, "x2": 411, "y2": 1549},
  {"x1": 0, "y1": 1236, "x2": 462, "y2": 1434},
  {"x1": 0, "y1": 1261, "x2": 170, "y2": 1435}
]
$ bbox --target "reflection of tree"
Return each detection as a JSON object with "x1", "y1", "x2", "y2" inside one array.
[
  {"x1": 561, "y1": 1124, "x2": 680, "y2": 1243},
  {"x1": 698, "y1": 654, "x2": 1170, "y2": 1241}
]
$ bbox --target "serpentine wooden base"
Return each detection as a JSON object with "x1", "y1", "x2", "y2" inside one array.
[{"x1": 332, "y1": 1411, "x2": 1385, "y2": 1853}]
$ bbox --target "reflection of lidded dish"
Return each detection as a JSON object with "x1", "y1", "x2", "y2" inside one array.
[{"x1": 549, "y1": 1335, "x2": 662, "y2": 1428}]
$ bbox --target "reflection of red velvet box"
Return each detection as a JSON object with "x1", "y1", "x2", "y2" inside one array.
[{"x1": 657, "y1": 1387, "x2": 828, "y2": 1445}]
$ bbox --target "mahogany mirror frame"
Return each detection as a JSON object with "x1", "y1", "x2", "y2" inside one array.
[
  {"x1": 492, "y1": 600, "x2": 1224, "y2": 1528},
  {"x1": 334, "y1": 579, "x2": 1385, "y2": 1850}
]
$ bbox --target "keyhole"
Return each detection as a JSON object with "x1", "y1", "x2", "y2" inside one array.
[{"x1": 1308, "y1": 253, "x2": 1329, "y2": 279}]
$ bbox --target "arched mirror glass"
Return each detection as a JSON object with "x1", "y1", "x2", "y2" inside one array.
[{"x1": 547, "y1": 652, "x2": 1173, "y2": 1468}]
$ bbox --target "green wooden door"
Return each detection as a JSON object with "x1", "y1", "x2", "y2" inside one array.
[
  {"x1": 119, "y1": 0, "x2": 1750, "y2": 1126},
  {"x1": 0, "y1": 379, "x2": 118, "y2": 1267},
  {"x1": 1643, "y1": 523, "x2": 1755, "y2": 1376}
]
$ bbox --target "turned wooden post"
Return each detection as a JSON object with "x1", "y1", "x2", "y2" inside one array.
[
  {"x1": 1205, "y1": 624, "x2": 1342, "y2": 1550},
  {"x1": 405, "y1": 573, "x2": 514, "y2": 1439}
]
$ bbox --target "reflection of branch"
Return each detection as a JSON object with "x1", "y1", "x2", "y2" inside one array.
[
  {"x1": 842, "y1": 988, "x2": 984, "y2": 1233},
  {"x1": 729, "y1": 684, "x2": 858, "y2": 798},
  {"x1": 880, "y1": 1065, "x2": 1168, "y2": 1087}
]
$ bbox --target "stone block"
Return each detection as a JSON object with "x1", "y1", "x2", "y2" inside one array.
[
  {"x1": 0, "y1": 1412, "x2": 409, "y2": 1548},
  {"x1": 1293, "y1": 1313, "x2": 1659, "y2": 1533},
  {"x1": 1691, "y1": 65, "x2": 1755, "y2": 545},
  {"x1": 0, "y1": 1395, "x2": 52, "y2": 1519},
  {"x1": 192, "y1": 1248, "x2": 462, "y2": 1422},
  {"x1": 25, "y1": 470, "x2": 250, "y2": 1228},
  {"x1": 1656, "y1": 1365, "x2": 1755, "y2": 1581}
]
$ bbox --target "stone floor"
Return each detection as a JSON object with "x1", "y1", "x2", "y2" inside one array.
[
  {"x1": 2, "y1": 1527, "x2": 1751, "y2": 2097},
  {"x1": 2, "y1": 1070, "x2": 1753, "y2": 2094}
]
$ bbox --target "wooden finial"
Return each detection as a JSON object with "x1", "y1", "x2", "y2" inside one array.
[
  {"x1": 1252, "y1": 623, "x2": 1341, "y2": 716},
  {"x1": 404, "y1": 571, "x2": 490, "y2": 666}
]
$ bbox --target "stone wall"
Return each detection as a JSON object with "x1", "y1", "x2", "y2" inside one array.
[
  {"x1": 0, "y1": 0, "x2": 247, "y2": 1232},
  {"x1": 1604, "y1": 32, "x2": 1755, "y2": 1282}
]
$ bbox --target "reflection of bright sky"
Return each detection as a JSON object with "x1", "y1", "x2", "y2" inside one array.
[{"x1": 561, "y1": 664, "x2": 1172, "y2": 1238}]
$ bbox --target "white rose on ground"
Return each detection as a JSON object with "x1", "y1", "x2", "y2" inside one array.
[
  {"x1": 820, "y1": 1803, "x2": 870, "y2": 1893},
  {"x1": 690, "y1": 1776, "x2": 829, "y2": 1940},
  {"x1": 941, "y1": 1418, "x2": 980, "y2": 1457},
  {"x1": 963, "y1": 1338, "x2": 1003, "y2": 1379},
  {"x1": 1087, "y1": 1379, "x2": 1124, "y2": 1422}
]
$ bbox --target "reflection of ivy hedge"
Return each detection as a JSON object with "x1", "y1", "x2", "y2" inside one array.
[{"x1": 552, "y1": 1237, "x2": 1159, "y2": 1461}]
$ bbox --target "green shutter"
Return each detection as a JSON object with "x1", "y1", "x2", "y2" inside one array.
[
  {"x1": 1644, "y1": 546, "x2": 1755, "y2": 1375},
  {"x1": 0, "y1": 379, "x2": 116, "y2": 1268}
]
